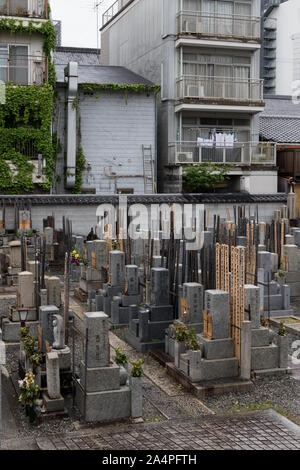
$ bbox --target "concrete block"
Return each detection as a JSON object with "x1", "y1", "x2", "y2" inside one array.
[
  {"x1": 197, "y1": 336, "x2": 234, "y2": 360},
  {"x1": 79, "y1": 362, "x2": 120, "y2": 393},
  {"x1": 75, "y1": 382, "x2": 131, "y2": 423}
]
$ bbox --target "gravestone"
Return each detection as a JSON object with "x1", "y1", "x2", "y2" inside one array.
[
  {"x1": 39, "y1": 306, "x2": 59, "y2": 353},
  {"x1": 109, "y1": 251, "x2": 125, "y2": 288},
  {"x1": 205, "y1": 290, "x2": 229, "y2": 339},
  {"x1": 18, "y1": 272, "x2": 34, "y2": 308},
  {"x1": 150, "y1": 268, "x2": 169, "y2": 306},
  {"x1": 75, "y1": 311, "x2": 131, "y2": 422},
  {"x1": 181, "y1": 282, "x2": 203, "y2": 328},
  {"x1": 46, "y1": 277, "x2": 61, "y2": 308}
]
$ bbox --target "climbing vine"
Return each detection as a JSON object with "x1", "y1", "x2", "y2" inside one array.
[
  {"x1": 0, "y1": 84, "x2": 54, "y2": 193},
  {"x1": 81, "y1": 82, "x2": 160, "y2": 103},
  {"x1": 72, "y1": 146, "x2": 86, "y2": 194},
  {"x1": 0, "y1": 18, "x2": 56, "y2": 87}
]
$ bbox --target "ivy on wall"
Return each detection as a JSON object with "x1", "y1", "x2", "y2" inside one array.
[
  {"x1": 0, "y1": 8, "x2": 56, "y2": 194},
  {"x1": 81, "y1": 82, "x2": 160, "y2": 96},
  {"x1": 0, "y1": 84, "x2": 54, "y2": 193},
  {"x1": 0, "y1": 18, "x2": 56, "y2": 86}
]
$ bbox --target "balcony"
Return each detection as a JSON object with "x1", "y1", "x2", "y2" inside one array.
[
  {"x1": 177, "y1": 11, "x2": 261, "y2": 42},
  {"x1": 102, "y1": 0, "x2": 129, "y2": 27},
  {"x1": 176, "y1": 75, "x2": 264, "y2": 106},
  {"x1": 0, "y1": 0, "x2": 48, "y2": 19},
  {"x1": 0, "y1": 54, "x2": 48, "y2": 85},
  {"x1": 169, "y1": 142, "x2": 276, "y2": 166}
]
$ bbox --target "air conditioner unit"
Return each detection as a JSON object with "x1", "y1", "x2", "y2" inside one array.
[
  {"x1": 176, "y1": 152, "x2": 193, "y2": 164},
  {"x1": 187, "y1": 84, "x2": 199, "y2": 98},
  {"x1": 196, "y1": 21, "x2": 202, "y2": 34}
]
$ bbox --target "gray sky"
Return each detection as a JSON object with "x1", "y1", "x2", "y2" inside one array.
[{"x1": 51, "y1": 0, "x2": 113, "y2": 48}]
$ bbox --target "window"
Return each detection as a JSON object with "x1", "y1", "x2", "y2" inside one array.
[{"x1": 0, "y1": 44, "x2": 29, "y2": 85}]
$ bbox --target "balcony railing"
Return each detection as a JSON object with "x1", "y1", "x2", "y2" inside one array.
[
  {"x1": 0, "y1": 0, "x2": 48, "y2": 19},
  {"x1": 177, "y1": 11, "x2": 261, "y2": 41},
  {"x1": 169, "y1": 142, "x2": 276, "y2": 166},
  {"x1": 102, "y1": 0, "x2": 129, "y2": 27},
  {"x1": 177, "y1": 75, "x2": 264, "y2": 103},
  {"x1": 0, "y1": 54, "x2": 48, "y2": 85}
]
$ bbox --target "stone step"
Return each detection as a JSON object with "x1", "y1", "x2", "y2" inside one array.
[
  {"x1": 251, "y1": 344, "x2": 279, "y2": 371},
  {"x1": 251, "y1": 327, "x2": 271, "y2": 347},
  {"x1": 179, "y1": 356, "x2": 238, "y2": 382},
  {"x1": 263, "y1": 294, "x2": 283, "y2": 311},
  {"x1": 197, "y1": 335, "x2": 234, "y2": 360}
]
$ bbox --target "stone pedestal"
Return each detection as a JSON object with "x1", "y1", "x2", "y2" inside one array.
[{"x1": 129, "y1": 376, "x2": 143, "y2": 419}]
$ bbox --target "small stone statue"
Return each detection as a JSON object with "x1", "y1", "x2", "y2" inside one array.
[{"x1": 52, "y1": 314, "x2": 65, "y2": 350}]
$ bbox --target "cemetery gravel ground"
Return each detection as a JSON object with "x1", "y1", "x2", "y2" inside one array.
[{"x1": 2, "y1": 292, "x2": 299, "y2": 449}]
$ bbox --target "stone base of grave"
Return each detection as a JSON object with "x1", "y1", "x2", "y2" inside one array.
[
  {"x1": 197, "y1": 336, "x2": 234, "y2": 360},
  {"x1": 79, "y1": 278, "x2": 103, "y2": 294},
  {"x1": 75, "y1": 381, "x2": 131, "y2": 423},
  {"x1": 2, "y1": 318, "x2": 39, "y2": 342},
  {"x1": 0, "y1": 294, "x2": 17, "y2": 321},
  {"x1": 261, "y1": 309, "x2": 294, "y2": 318},
  {"x1": 74, "y1": 287, "x2": 88, "y2": 303},
  {"x1": 252, "y1": 367, "x2": 292, "y2": 377},
  {"x1": 164, "y1": 361, "x2": 253, "y2": 398},
  {"x1": 79, "y1": 361, "x2": 120, "y2": 393},
  {"x1": 51, "y1": 346, "x2": 71, "y2": 371},
  {"x1": 10, "y1": 307, "x2": 37, "y2": 322},
  {"x1": 43, "y1": 392, "x2": 65, "y2": 413},
  {"x1": 125, "y1": 328, "x2": 166, "y2": 353},
  {"x1": 180, "y1": 354, "x2": 239, "y2": 381}
]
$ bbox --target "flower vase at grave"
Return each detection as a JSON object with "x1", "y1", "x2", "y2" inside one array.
[{"x1": 28, "y1": 406, "x2": 36, "y2": 424}]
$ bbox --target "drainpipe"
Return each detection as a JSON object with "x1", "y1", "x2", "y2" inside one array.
[{"x1": 65, "y1": 62, "x2": 78, "y2": 189}]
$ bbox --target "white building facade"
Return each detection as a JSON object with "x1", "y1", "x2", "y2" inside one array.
[{"x1": 101, "y1": 0, "x2": 278, "y2": 194}]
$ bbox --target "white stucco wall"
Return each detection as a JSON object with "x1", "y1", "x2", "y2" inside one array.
[
  {"x1": 269, "y1": 0, "x2": 300, "y2": 95},
  {"x1": 79, "y1": 89, "x2": 156, "y2": 195}
]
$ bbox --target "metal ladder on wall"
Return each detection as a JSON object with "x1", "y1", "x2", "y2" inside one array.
[{"x1": 142, "y1": 144, "x2": 156, "y2": 194}]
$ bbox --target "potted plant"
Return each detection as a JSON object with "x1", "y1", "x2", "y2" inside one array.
[
  {"x1": 278, "y1": 322, "x2": 289, "y2": 369},
  {"x1": 185, "y1": 329, "x2": 202, "y2": 379},
  {"x1": 114, "y1": 346, "x2": 129, "y2": 385},
  {"x1": 173, "y1": 322, "x2": 189, "y2": 368},
  {"x1": 129, "y1": 359, "x2": 144, "y2": 419},
  {"x1": 19, "y1": 372, "x2": 40, "y2": 424}
]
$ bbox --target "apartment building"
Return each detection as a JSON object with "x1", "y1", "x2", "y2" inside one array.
[
  {"x1": 0, "y1": 1, "x2": 55, "y2": 193},
  {"x1": 101, "y1": 0, "x2": 278, "y2": 194},
  {"x1": 0, "y1": 0, "x2": 50, "y2": 86},
  {"x1": 262, "y1": 0, "x2": 300, "y2": 96}
]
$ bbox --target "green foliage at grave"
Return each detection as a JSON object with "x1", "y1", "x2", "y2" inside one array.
[
  {"x1": 130, "y1": 359, "x2": 144, "y2": 377},
  {"x1": 173, "y1": 323, "x2": 189, "y2": 342},
  {"x1": 19, "y1": 327, "x2": 42, "y2": 368},
  {"x1": 114, "y1": 347, "x2": 128, "y2": 366},
  {"x1": 182, "y1": 163, "x2": 233, "y2": 193},
  {"x1": 278, "y1": 322, "x2": 287, "y2": 336},
  {"x1": 185, "y1": 328, "x2": 201, "y2": 351}
]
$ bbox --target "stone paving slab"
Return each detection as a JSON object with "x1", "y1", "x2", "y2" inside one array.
[{"x1": 35, "y1": 410, "x2": 300, "y2": 451}]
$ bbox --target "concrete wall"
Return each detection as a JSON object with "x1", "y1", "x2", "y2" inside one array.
[
  {"x1": 1, "y1": 200, "x2": 286, "y2": 235},
  {"x1": 268, "y1": 0, "x2": 300, "y2": 95}
]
